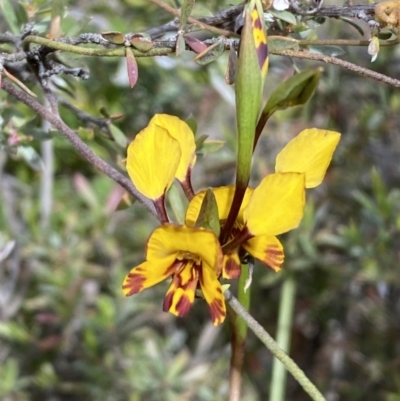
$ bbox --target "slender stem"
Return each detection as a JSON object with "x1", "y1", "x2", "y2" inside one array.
[
  {"x1": 1, "y1": 80, "x2": 158, "y2": 218},
  {"x1": 228, "y1": 264, "x2": 251, "y2": 401},
  {"x1": 272, "y1": 49, "x2": 400, "y2": 88},
  {"x1": 269, "y1": 274, "x2": 297, "y2": 401},
  {"x1": 148, "y1": 0, "x2": 234, "y2": 37},
  {"x1": 224, "y1": 289, "x2": 326, "y2": 401},
  {"x1": 23, "y1": 35, "x2": 174, "y2": 57}
]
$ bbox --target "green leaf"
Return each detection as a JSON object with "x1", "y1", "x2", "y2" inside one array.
[
  {"x1": 0, "y1": 0, "x2": 19, "y2": 34},
  {"x1": 194, "y1": 37, "x2": 225, "y2": 65},
  {"x1": 175, "y1": 32, "x2": 186, "y2": 57},
  {"x1": 179, "y1": 0, "x2": 196, "y2": 30},
  {"x1": 225, "y1": 44, "x2": 237, "y2": 85},
  {"x1": 185, "y1": 115, "x2": 197, "y2": 135},
  {"x1": 268, "y1": 10, "x2": 297, "y2": 25},
  {"x1": 198, "y1": 140, "x2": 225, "y2": 155},
  {"x1": 339, "y1": 17, "x2": 364, "y2": 36},
  {"x1": 18, "y1": 146, "x2": 43, "y2": 171},
  {"x1": 262, "y1": 68, "x2": 321, "y2": 119},
  {"x1": 269, "y1": 36, "x2": 300, "y2": 52},
  {"x1": 195, "y1": 188, "x2": 220, "y2": 237},
  {"x1": 130, "y1": 34, "x2": 153, "y2": 52},
  {"x1": 308, "y1": 45, "x2": 346, "y2": 57},
  {"x1": 109, "y1": 123, "x2": 128, "y2": 148},
  {"x1": 125, "y1": 47, "x2": 139, "y2": 88},
  {"x1": 101, "y1": 31, "x2": 125, "y2": 45}
]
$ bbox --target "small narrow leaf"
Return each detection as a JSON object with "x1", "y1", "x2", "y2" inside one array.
[
  {"x1": 18, "y1": 146, "x2": 43, "y2": 171},
  {"x1": 262, "y1": 68, "x2": 321, "y2": 118},
  {"x1": 268, "y1": 9, "x2": 297, "y2": 25},
  {"x1": 184, "y1": 35, "x2": 208, "y2": 53},
  {"x1": 130, "y1": 34, "x2": 153, "y2": 52},
  {"x1": 195, "y1": 188, "x2": 221, "y2": 237},
  {"x1": 125, "y1": 47, "x2": 138, "y2": 88},
  {"x1": 176, "y1": 32, "x2": 186, "y2": 56},
  {"x1": 194, "y1": 37, "x2": 225, "y2": 65},
  {"x1": 0, "y1": 0, "x2": 19, "y2": 35},
  {"x1": 179, "y1": 0, "x2": 196, "y2": 30},
  {"x1": 101, "y1": 31, "x2": 125, "y2": 45},
  {"x1": 109, "y1": 124, "x2": 128, "y2": 148},
  {"x1": 268, "y1": 36, "x2": 299, "y2": 52},
  {"x1": 225, "y1": 43, "x2": 237, "y2": 85},
  {"x1": 308, "y1": 45, "x2": 346, "y2": 57},
  {"x1": 339, "y1": 16, "x2": 364, "y2": 36},
  {"x1": 185, "y1": 115, "x2": 197, "y2": 135}
]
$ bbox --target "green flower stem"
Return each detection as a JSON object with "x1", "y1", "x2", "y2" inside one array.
[
  {"x1": 269, "y1": 273, "x2": 297, "y2": 401},
  {"x1": 224, "y1": 289, "x2": 326, "y2": 401},
  {"x1": 228, "y1": 264, "x2": 251, "y2": 401}
]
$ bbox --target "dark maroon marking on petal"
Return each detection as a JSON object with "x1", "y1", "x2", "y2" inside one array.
[
  {"x1": 208, "y1": 298, "x2": 226, "y2": 324},
  {"x1": 163, "y1": 291, "x2": 174, "y2": 312},
  {"x1": 175, "y1": 295, "x2": 192, "y2": 317},
  {"x1": 255, "y1": 244, "x2": 284, "y2": 270},
  {"x1": 122, "y1": 274, "x2": 146, "y2": 295},
  {"x1": 224, "y1": 255, "x2": 241, "y2": 279}
]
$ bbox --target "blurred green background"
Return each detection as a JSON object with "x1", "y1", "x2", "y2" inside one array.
[{"x1": 1, "y1": 1, "x2": 400, "y2": 400}]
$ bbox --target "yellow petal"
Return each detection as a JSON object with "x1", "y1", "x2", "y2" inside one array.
[
  {"x1": 147, "y1": 224, "x2": 222, "y2": 274},
  {"x1": 163, "y1": 261, "x2": 198, "y2": 317},
  {"x1": 186, "y1": 186, "x2": 254, "y2": 227},
  {"x1": 122, "y1": 258, "x2": 176, "y2": 296},
  {"x1": 127, "y1": 123, "x2": 181, "y2": 200},
  {"x1": 244, "y1": 173, "x2": 305, "y2": 236},
  {"x1": 150, "y1": 114, "x2": 197, "y2": 183},
  {"x1": 275, "y1": 128, "x2": 341, "y2": 188},
  {"x1": 243, "y1": 235, "x2": 284, "y2": 272},
  {"x1": 199, "y1": 262, "x2": 226, "y2": 325},
  {"x1": 222, "y1": 252, "x2": 241, "y2": 279}
]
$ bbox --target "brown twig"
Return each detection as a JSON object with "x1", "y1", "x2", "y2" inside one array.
[
  {"x1": 1, "y1": 80, "x2": 158, "y2": 217},
  {"x1": 272, "y1": 49, "x2": 400, "y2": 88},
  {"x1": 148, "y1": 0, "x2": 235, "y2": 37}
]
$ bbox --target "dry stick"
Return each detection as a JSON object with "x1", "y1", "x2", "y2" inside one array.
[
  {"x1": 272, "y1": 49, "x2": 400, "y2": 88},
  {"x1": 1, "y1": 80, "x2": 157, "y2": 217},
  {"x1": 224, "y1": 290, "x2": 326, "y2": 401},
  {"x1": 148, "y1": 0, "x2": 235, "y2": 37}
]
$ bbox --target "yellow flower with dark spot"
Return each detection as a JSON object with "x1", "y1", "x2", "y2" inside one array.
[
  {"x1": 122, "y1": 224, "x2": 226, "y2": 326},
  {"x1": 186, "y1": 128, "x2": 341, "y2": 278}
]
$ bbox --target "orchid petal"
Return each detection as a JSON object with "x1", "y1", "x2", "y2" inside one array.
[
  {"x1": 275, "y1": 128, "x2": 341, "y2": 188},
  {"x1": 200, "y1": 263, "x2": 226, "y2": 325},
  {"x1": 186, "y1": 186, "x2": 253, "y2": 227},
  {"x1": 146, "y1": 224, "x2": 222, "y2": 275},
  {"x1": 127, "y1": 123, "x2": 180, "y2": 200},
  {"x1": 243, "y1": 235, "x2": 284, "y2": 272},
  {"x1": 244, "y1": 172, "x2": 305, "y2": 236},
  {"x1": 150, "y1": 114, "x2": 197, "y2": 183}
]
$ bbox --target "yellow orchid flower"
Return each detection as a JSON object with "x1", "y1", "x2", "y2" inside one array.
[
  {"x1": 186, "y1": 128, "x2": 341, "y2": 279},
  {"x1": 126, "y1": 114, "x2": 197, "y2": 216},
  {"x1": 186, "y1": 173, "x2": 304, "y2": 279},
  {"x1": 122, "y1": 224, "x2": 226, "y2": 326}
]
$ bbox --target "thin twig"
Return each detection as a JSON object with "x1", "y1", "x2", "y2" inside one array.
[
  {"x1": 224, "y1": 290, "x2": 326, "y2": 401},
  {"x1": 1, "y1": 80, "x2": 157, "y2": 217},
  {"x1": 273, "y1": 49, "x2": 400, "y2": 88},
  {"x1": 148, "y1": 0, "x2": 235, "y2": 37}
]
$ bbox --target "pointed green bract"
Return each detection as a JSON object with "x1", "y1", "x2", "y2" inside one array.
[
  {"x1": 195, "y1": 189, "x2": 221, "y2": 237},
  {"x1": 223, "y1": 0, "x2": 268, "y2": 240}
]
